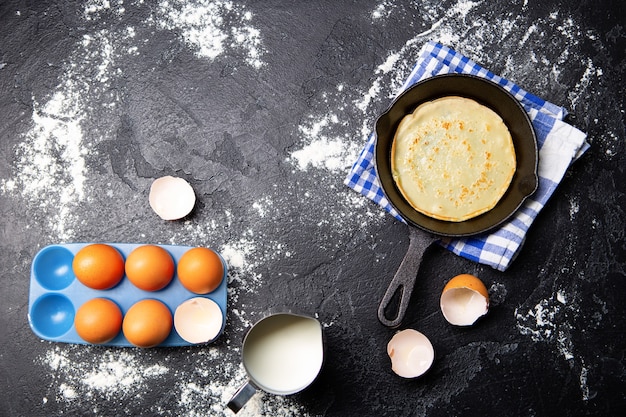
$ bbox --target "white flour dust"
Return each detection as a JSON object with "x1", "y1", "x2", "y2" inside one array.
[
  {"x1": 569, "y1": 196, "x2": 580, "y2": 220},
  {"x1": 42, "y1": 347, "x2": 169, "y2": 403},
  {"x1": 289, "y1": 0, "x2": 618, "y2": 179},
  {"x1": 1, "y1": 0, "x2": 267, "y2": 239},
  {"x1": 39, "y1": 344, "x2": 309, "y2": 416},
  {"x1": 0, "y1": 25, "x2": 138, "y2": 239},
  {"x1": 515, "y1": 292, "x2": 574, "y2": 357},
  {"x1": 151, "y1": 0, "x2": 265, "y2": 68},
  {"x1": 514, "y1": 288, "x2": 595, "y2": 401},
  {"x1": 284, "y1": 0, "x2": 613, "y2": 404},
  {"x1": 6, "y1": 1, "x2": 297, "y2": 415},
  {"x1": 286, "y1": 0, "x2": 609, "y2": 230},
  {"x1": 4, "y1": 0, "x2": 616, "y2": 414},
  {"x1": 291, "y1": 113, "x2": 358, "y2": 172}
]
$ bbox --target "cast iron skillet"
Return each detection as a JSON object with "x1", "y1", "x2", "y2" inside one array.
[{"x1": 375, "y1": 74, "x2": 538, "y2": 328}]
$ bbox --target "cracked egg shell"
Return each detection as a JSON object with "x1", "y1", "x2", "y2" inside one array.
[
  {"x1": 387, "y1": 329, "x2": 435, "y2": 378},
  {"x1": 149, "y1": 176, "x2": 196, "y2": 220},
  {"x1": 440, "y1": 274, "x2": 489, "y2": 326},
  {"x1": 174, "y1": 297, "x2": 223, "y2": 344}
]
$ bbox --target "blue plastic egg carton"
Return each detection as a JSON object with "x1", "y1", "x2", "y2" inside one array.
[{"x1": 27, "y1": 243, "x2": 228, "y2": 347}]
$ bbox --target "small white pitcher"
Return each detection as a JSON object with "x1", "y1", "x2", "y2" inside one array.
[{"x1": 227, "y1": 313, "x2": 324, "y2": 413}]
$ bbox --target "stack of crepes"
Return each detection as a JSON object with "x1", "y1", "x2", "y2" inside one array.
[{"x1": 344, "y1": 41, "x2": 589, "y2": 271}]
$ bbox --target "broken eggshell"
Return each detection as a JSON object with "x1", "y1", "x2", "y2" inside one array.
[
  {"x1": 440, "y1": 274, "x2": 489, "y2": 326},
  {"x1": 149, "y1": 176, "x2": 196, "y2": 220},
  {"x1": 174, "y1": 297, "x2": 224, "y2": 344},
  {"x1": 387, "y1": 329, "x2": 435, "y2": 378}
]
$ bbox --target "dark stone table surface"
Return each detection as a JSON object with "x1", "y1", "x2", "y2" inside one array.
[{"x1": 1, "y1": 0, "x2": 624, "y2": 416}]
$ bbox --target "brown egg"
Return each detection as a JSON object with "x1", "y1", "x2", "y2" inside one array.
[
  {"x1": 72, "y1": 244, "x2": 125, "y2": 290},
  {"x1": 122, "y1": 299, "x2": 173, "y2": 348},
  {"x1": 177, "y1": 247, "x2": 224, "y2": 294},
  {"x1": 125, "y1": 245, "x2": 175, "y2": 291},
  {"x1": 74, "y1": 298, "x2": 122, "y2": 344}
]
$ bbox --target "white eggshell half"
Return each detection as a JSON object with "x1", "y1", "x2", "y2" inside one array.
[
  {"x1": 387, "y1": 329, "x2": 434, "y2": 378},
  {"x1": 174, "y1": 297, "x2": 223, "y2": 344},
  {"x1": 440, "y1": 287, "x2": 489, "y2": 326},
  {"x1": 149, "y1": 176, "x2": 196, "y2": 220}
]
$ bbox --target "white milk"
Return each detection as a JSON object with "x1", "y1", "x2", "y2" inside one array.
[{"x1": 243, "y1": 314, "x2": 323, "y2": 394}]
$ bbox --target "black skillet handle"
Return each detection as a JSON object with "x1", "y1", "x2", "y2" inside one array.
[{"x1": 377, "y1": 227, "x2": 438, "y2": 328}]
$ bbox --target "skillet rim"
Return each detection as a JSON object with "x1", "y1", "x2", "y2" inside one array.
[{"x1": 374, "y1": 73, "x2": 539, "y2": 237}]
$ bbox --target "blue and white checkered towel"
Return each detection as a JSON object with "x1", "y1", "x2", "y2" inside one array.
[{"x1": 345, "y1": 41, "x2": 589, "y2": 271}]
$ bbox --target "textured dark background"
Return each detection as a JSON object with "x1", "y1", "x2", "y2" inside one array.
[{"x1": 1, "y1": 0, "x2": 624, "y2": 416}]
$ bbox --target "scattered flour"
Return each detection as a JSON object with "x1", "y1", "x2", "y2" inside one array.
[
  {"x1": 1, "y1": 0, "x2": 266, "y2": 239},
  {"x1": 6, "y1": 1, "x2": 297, "y2": 415},
  {"x1": 152, "y1": 0, "x2": 265, "y2": 68},
  {"x1": 220, "y1": 236, "x2": 263, "y2": 292},
  {"x1": 291, "y1": 137, "x2": 353, "y2": 172},
  {"x1": 0, "y1": 25, "x2": 137, "y2": 239},
  {"x1": 4, "y1": 0, "x2": 616, "y2": 414},
  {"x1": 569, "y1": 197, "x2": 580, "y2": 220},
  {"x1": 371, "y1": 1, "x2": 394, "y2": 20},
  {"x1": 515, "y1": 298, "x2": 562, "y2": 342},
  {"x1": 43, "y1": 347, "x2": 169, "y2": 403},
  {"x1": 514, "y1": 286, "x2": 599, "y2": 400},
  {"x1": 59, "y1": 383, "x2": 78, "y2": 401},
  {"x1": 284, "y1": 0, "x2": 616, "y2": 406},
  {"x1": 84, "y1": 0, "x2": 125, "y2": 20},
  {"x1": 40, "y1": 344, "x2": 310, "y2": 416}
]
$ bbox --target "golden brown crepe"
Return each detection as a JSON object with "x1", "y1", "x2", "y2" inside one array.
[{"x1": 391, "y1": 96, "x2": 516, "y2": 222}]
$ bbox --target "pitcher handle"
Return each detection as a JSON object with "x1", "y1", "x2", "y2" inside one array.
[{"x1": 227, "y1": 380, "x2": 257, "y2": 413}]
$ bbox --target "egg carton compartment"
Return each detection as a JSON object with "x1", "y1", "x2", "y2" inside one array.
[{"x1": 28, "y1": 243, "x2": 228, "y2": 347}]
